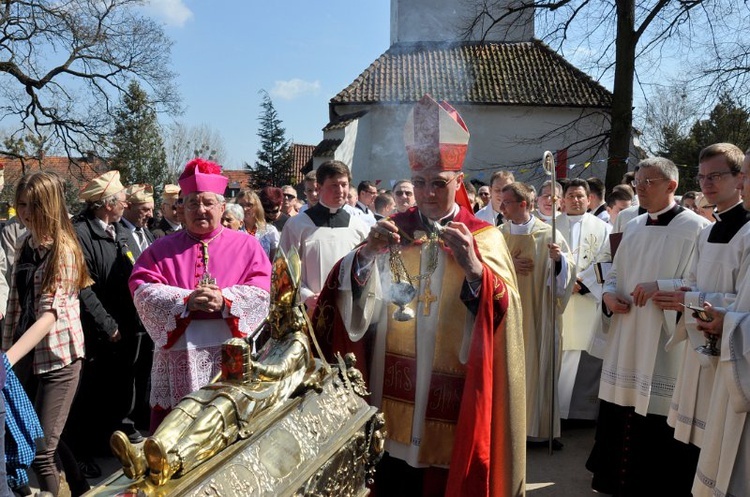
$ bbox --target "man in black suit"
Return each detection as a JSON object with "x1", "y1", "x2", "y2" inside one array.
[
  {"x1": 355, "y1": 180, "x2": 377, "y2": 226},
  {"x1": 151, "y1": 184, "x2": 182, "y2": 238},
  {"x1": 120, "y1": 184, "x2": 156, "y2": 259},
  {"x1": 117, "y1": 184, "x2": 157, "y2": 433},
  {"x1": 373, "y1": 192, "x2": 395, "y2": 220},
  {"x1": 67, "y1": 173, "x2": 151, "y2": 477}
]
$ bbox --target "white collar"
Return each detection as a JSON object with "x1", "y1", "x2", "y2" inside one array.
[
  {"x1": 509, "y1": 216, "x2": 535, "y2": 234},
  {"x1": 536, "y1": 210, "x2": 556, "y2": 221},
  {"x1": 95, "y1": 217, "x2": 112, "y2": 232},
  {"x1": 566, "y1": 213, "x2": 584, "y2": 223},
  {"x1": 714, "y1": 201, "x2": 743, "y2": 221},
  {"x1": 319, "y1": 200, "x2": 345, "y2": 213},
  {"x1": 648, "y1": 202, "x2": 677, "y2": 220},
  {"x1": 420, "y1": 203, "x2": 459, "y2": 225}
]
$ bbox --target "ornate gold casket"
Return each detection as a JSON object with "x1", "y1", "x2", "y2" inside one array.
[{"x1": 85, "y1": 356, "x2": 383, "y2": 497}]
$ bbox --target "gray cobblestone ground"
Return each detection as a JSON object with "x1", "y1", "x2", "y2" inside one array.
[{"x1": 526, "y1": 423, "x2": 600, "y2": 495}]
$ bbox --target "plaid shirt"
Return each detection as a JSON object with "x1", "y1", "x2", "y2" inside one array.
[{"x1": 1, "y1": 238, "x2": 85, "y2": 374}]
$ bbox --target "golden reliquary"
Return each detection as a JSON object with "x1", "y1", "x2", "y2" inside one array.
[{"x1": 86, "y1": 248, "x2": 385, "y2": 497}]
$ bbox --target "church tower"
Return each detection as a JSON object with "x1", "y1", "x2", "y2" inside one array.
[{"x1": 390, "y1": 0, "x2": 534, "y2": 44}]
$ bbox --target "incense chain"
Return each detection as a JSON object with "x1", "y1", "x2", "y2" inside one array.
[{"x1": 388, "y1": 234, "x2": 440, "y2": 285}]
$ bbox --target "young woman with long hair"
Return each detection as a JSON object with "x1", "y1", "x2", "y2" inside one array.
[{"x1": 2, "y1": 172, "x2": 92, "y2": 496}]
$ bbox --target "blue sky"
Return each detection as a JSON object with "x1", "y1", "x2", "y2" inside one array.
[{"x1": 145, "y1": 1, "x2": 391, "y2": 169}]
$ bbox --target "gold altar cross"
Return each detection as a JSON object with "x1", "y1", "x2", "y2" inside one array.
[{"x1": 418, "y1": 286, "x2": 437, "y2": 316}]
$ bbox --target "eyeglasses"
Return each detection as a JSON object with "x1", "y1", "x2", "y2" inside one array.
[
  {"x1": 696, "y1": 171, "x2": 735, "y2": 183},
  {"x1": 283, "y1": 194, "x2": 296, "y2": 200},
  {"x1": 394, "y1": 190, "x2": 414, "y2": 197},
  {"x1": 412, "y1": 174, "x2": 462, "y2": 190},
  {"x1": 631, "y1": 177, "x2": 667, "y2": 188},
  {"x1": 185, "y1": 201, "x2": 220, "y2": 211}
]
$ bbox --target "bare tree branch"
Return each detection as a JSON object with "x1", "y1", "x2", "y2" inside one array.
[
  {"x1": 461, "y1": 0, "x2": 745, "y2": 189},
  {"x1": 163, "y1": 122, "x2": 228, "y2": 178},
  {"x1": 0, "y1": 0, "x2": 182, "y2": 160}
]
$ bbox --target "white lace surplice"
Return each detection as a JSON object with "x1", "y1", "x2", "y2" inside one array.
[{"x1": 134, "y1": 282, "x2": 269, "y2": 408}]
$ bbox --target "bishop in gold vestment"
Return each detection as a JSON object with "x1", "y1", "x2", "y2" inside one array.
[{"x1": 313, "y1": 95, "x2": 525, "y2": 497}]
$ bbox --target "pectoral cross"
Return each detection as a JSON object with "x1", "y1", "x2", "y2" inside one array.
[
  {"x1": 418, "y1": 286, "x2": 437, "y2": 316},
  {"x1": 199, "y1": 241, "x2": 216, "y2": 286}
]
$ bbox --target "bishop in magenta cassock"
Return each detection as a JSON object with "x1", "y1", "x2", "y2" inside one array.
[{"x1": 129, "y1": 159, "x2": 271, "y2": 430}]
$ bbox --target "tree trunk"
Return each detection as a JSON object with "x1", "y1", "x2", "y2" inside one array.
[{"x1": 605, "y1": 0, "x2": 637, "y2": 191}]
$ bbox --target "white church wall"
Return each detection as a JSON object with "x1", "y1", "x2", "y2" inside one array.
[
  {"x1": 312, "y1": 156, "x2": 327, "y2": 170},
  {"x1": 334, "y1": 103, "x2": 613, "y2": 189},
  {"x1": 347, "y1": 116, "x2": 374, "y2": 182},
  {"x1": 390, "y1": 0, "x2": 533, "y2": 44},
  {"x1": 326, "y1": 127, "x2": 345, "y2": 141},
  {"x1": 332, "y1": 119, "x2": 359, "y2": 168},
  {"x1": 335, "y1": 104, "x2": 412, "y2": 185}
]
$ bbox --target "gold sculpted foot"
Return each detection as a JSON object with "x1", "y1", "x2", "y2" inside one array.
[
  {"x1": 110, "y1": 430, "x2": 146, "y2": 480},
  {"x1": 144, "y1": 437, "x2": 179, "y2": 486}
]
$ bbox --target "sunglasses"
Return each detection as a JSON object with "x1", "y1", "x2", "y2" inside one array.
[
  {"x1": 283, "y1": 194, "x2": 296, "y2": 200},
  {"x1": 412, "y1": 174, "x2": 462, "y2": 190}
]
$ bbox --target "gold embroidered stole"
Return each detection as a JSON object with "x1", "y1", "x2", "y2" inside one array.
[{"x1": 381, "y1": 242, "x2": 469, "y2": 465}]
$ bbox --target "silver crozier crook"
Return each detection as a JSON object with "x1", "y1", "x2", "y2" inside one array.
[{"x1": 542, "y1": 150, "x2": 557, "y2": 456}]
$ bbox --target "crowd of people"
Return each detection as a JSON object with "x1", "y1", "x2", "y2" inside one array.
[{"x1": 0, "y1": 95, "x2": 749, "y2": 497}]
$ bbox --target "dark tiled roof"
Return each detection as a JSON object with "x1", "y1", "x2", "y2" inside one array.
[
  {"x1": 0, "y1": 155, "x2": 109, "y2": 191},
  {"x1": 224, "y1": 170, "x2": 253, "y2": 189},
  {"x1": 291, "y1": 144, "x2": 315, "y2": 182},
  {"x1": 323, "y1": 110, "x2": 369, "y2": 131},
  {"x1": 312, "y1": 139, "x2": 342, "y2": 158},
  {"x1": 332, "y1": 40, "x2": 612, "y2": 108}
]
